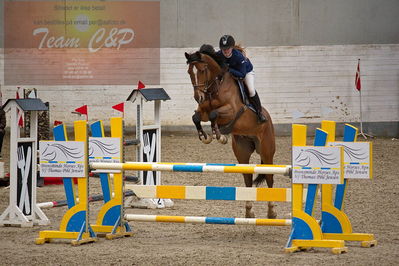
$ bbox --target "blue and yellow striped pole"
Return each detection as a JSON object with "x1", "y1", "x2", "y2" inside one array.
[
  {"x1": 125, "y1": 214, "x2": 292, "y2": 226},
  {"x1": 91, "y1": 162, "x2": 291, "y2": 176}
]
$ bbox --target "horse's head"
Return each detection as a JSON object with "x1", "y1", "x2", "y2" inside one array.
[{"x1": 185, "y1": 46, "x2": 225, "y2": 104}]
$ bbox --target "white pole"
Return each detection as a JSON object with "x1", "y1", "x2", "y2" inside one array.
[
  {"x1": 357, "y1": 59, "x2": 373, "y2": 139},
  {"x1": 359, "y1": 87, "x2": 366, "y2": 139}
]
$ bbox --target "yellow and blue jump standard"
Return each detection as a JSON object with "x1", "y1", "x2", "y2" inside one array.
[
  {"x1": 36, "y1": 120, "x2": 97, "y2": 245},
  {"x1": 89, "y1": 118, "x2": 133, "y2": 239},
  {"x1": 285, "y1": 124, "x2": 348, "y2": 254},
  {"x1": 320, "y1": 121, "x2": 376, "y2": 247}
]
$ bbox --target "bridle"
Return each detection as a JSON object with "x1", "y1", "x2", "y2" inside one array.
[{"x1": 187, "y1": 61, "x2": 220, "y2": 97}]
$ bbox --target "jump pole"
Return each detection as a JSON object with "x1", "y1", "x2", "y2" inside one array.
[{"x1": 91, "y1": 162, "x2": 291, "y2": 175}]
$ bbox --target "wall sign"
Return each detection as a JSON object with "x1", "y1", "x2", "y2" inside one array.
[{"x1": 39, "y1": 141, "x2": 86, "y2": 178}]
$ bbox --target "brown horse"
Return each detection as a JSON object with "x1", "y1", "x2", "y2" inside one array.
[{"x1": 185, "y1": 48, "x2": 277, "y2": 218}]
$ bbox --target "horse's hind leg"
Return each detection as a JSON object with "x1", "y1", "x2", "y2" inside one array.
[
  {"x1": 256, "y1": 136, "x2": 277, "y2": 219},
  {"x1": 256, "y1": 169, "x2": 277, "y2": 219},
  {"x1": 232, "y1": 135, "x2": 255, "y2": 218}
]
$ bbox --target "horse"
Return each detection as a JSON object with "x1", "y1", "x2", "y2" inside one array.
[{"x1": 184, "y1": 47, "x2": 277, "y2": 219}]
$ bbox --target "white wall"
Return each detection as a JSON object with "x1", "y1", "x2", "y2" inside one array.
[
  {"x1": 159, "y1": 0, "x2": 399, "y2": 47},
  {"x1": 1, "y1": 44, "x2": 399, "y2": 131}
]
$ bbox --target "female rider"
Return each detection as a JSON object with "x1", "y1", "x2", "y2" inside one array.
[{"x1": 216, "y1": 35, "x2": 267, "y2": 123}]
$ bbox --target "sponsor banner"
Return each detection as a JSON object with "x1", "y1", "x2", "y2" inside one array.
[
  {"x1": 39, "y1": 141, "x2": 86, "y2": 178},
  {"x1": 328, "y1": 142, "x2": 372, "y2": 179},
  {"x1": 292, "y1": 146, "x2": 344, "y2": 184},
  {"x1": 5, "y1": 1, "x2": 160, "y2": 85},
  {"x1": 89, "y1": 137, "x2": 121, "y2": 164}
]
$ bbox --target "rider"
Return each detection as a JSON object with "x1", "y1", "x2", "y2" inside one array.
[{"x1": 217, "y1": 35, "x2": 267, "y2": 123}]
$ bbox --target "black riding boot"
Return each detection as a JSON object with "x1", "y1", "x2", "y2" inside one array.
[{"x1": 250, "y1": 92, "x2": 267, "y2": 123}]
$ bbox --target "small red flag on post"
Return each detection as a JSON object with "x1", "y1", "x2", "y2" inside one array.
[
  {"x1": 137, "y1": 80, "x2": 145, "y2": 90},
  {"x1": 75, "y1": 105, "x2": 88, "y2": 120},
  {"x1": 54, "y1": 120, "x2": 63, "y2": 126},
  {"x1": 75, "y1": 105, "x2": 88, "y2": 115},
  {"x1": 16, "y1": 88, "x2": 24, "y2": 128},
  {"x1": 112, "y1": 102, "x2": 124, "y2": 113},
  {"x1": 355, "y1": 59, "x2": 361, "y2": 91}
]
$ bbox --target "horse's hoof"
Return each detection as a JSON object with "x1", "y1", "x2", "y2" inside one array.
[
  {"x1": 200, "y1": 134, "x2": 212, "y2": 144},
  {"x1": 217, "y1": 135, "x2": 228, "y2": 144},
  {"x1": 268, "y1": 210, "x2": 277, "y2": 219},
  {"x1": 246, "y1": 211, "x2": 255, "y2": 218}
]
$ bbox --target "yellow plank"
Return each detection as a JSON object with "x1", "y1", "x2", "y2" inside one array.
[
  {"x1": 323, "y1": 233, "x2": 375, "y2": 242},
  {"x1": 256, "y1": 188, "x2": 288, "y2": 202},
  {"x1": 291, "y1": 239, "x2": 346, "y2": 248},
  {"x1": 155, "y1": 216, "x2": 185, "y2": 223},
  {"x1": 321, "y1": 120, "x2": 336, "y2": 143},
  {"x1": 38, "y1": 230, "x2": 91, "y2": 240},
  {"x1": 224, "y1": 166, "x2": 255, "y2": 174},
  {"x1": 157, "y1": 186, "x2": 186, "y2": 199},
  {"x1": 255, "y1": 219, "x2": 290, "y2": 226},
  {"x1": 122, "y1": 163, "x2": 153, "y2": 171},
  {"x1": 91, "y1": 225, "x2": 115, "y2": 233}
]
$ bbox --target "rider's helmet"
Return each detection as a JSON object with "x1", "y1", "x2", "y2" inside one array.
[{"x1": 219, "y1": 35, "x2": 235, "y2": 50}]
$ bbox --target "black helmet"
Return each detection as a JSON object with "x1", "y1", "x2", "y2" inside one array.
[{"x1": 219, "y1": 35, "x2": 235, "y2": 49}]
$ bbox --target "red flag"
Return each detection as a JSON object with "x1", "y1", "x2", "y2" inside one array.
[
  {"x1": 54, "y1": 120, "x2": 63, "y2": 126},
  {"x1": 16, "y1": 88, "x2": 24, "y2": 127},
  {"x1": 137, "y1": 80, "x2": 145, "y2": 90},
  {"x1": 75, "y1": 105, "x2": 88, "y2": 115},
  {"x1": 112, "y1": 102, "x2": 124, "y2": 113},
  {"x1": 355, "y1": 59, "x2": 361, "y2": 91},
  {"x1": 75, "y1": 105, "x2": 88, "y2": 122}
]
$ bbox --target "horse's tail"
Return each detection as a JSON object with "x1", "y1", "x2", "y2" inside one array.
[{"x1": 253, "y1": 174, "x2": 267, "y2": 186}]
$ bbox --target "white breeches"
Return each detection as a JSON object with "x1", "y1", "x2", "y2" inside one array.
[{"x1": 244, "y1": 71, "x2": 256, "y2": 97}]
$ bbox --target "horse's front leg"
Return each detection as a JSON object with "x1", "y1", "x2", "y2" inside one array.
[
  {"x1": 192, "y1": 111, "x2": 212, "y2": 144},
  {"x1": 209, "y1": 110, "x2": 228, "y2": 144}
]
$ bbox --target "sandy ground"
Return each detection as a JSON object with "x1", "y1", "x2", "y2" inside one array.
[{"x1": 0, "y1": 132, "x2": 398, "y2": 265}]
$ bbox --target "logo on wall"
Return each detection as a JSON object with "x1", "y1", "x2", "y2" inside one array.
[
  {"x1": 17, "y1": 142, "x2": 34, "y2": 215},
  {"x1": 142, "y1": 129, "x2": 157, "y2": 185},
  {"x1": 5, "y1": 1, "x2": 160, "y2": 85}
]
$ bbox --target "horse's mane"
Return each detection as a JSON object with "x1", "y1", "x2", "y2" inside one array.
[{"x1": 199, "y1": 44, "x2": 226, "y2": 68}]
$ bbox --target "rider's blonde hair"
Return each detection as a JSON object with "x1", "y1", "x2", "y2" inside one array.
[{"x1": 233, "y1": 44, "x2": 246, "y2": 58}]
